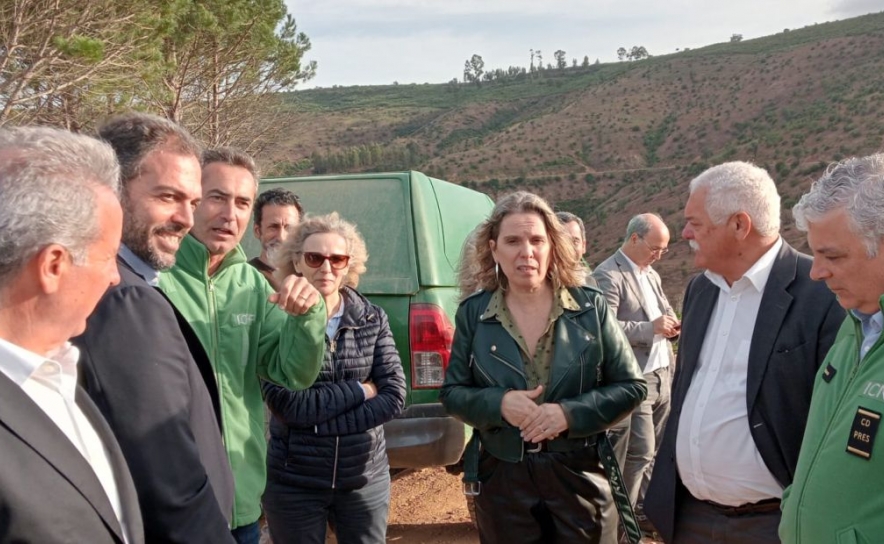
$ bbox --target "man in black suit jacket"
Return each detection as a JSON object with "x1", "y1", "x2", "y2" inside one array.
[
  {"x1": 644, "y1": 161, "x2": 844, "y2": 543},
  {"x1": 73, "y1": 113, "x2": 235, "y2": 543},
  {"x1": 0, "y1": 127, "x2": 143, "y2": 543}
]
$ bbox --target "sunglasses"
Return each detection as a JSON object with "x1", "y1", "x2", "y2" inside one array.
[{"x1": 302, "y1": 252, "x2": 350, "y2": 269}]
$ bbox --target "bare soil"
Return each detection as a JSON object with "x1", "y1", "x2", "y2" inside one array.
[
  {"x1": 382, "y1": 468, "x2": 477, "y2": 544},
  {"x1": 261, "y1": 467, "x2": 477, "y2": 544},
  {"x1": 264, "y1": 467, "x2": 663, "y2": 543}
]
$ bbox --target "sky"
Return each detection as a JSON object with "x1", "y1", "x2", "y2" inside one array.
[{"x1": 284, "y1": 0, "x2": 883, "y2": 89}]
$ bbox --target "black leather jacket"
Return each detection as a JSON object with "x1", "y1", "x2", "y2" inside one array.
[{"x1": 441, "y1": 286, "x2": 646, "y2": 462}]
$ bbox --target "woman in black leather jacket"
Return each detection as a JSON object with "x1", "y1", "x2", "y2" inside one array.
[
  {"x1": 262, "y1": 212, "x2": 405, "y2": 544},
  {"x1": 440, "y1": 191, "x2": 647, "y2": 544}
]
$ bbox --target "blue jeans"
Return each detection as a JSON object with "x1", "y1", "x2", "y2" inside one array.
[
  {"x1": 263, "y1": 471, "x2": 391, "y2": 544},
  {"x1": 231, "y1": 521, "x2": 260, "y2": 544}
]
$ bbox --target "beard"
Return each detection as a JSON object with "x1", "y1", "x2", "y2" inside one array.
[
  {"x1": 122, "y1": 203, "x2": 187, "y2": 271},
  {"x1": 263, "y1": 241, "x2": 282, "y2": 267}
]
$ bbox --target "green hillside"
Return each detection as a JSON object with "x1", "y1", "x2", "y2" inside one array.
[{"x1": 262, "y1": 11, "x2": 884, "y2": 298}]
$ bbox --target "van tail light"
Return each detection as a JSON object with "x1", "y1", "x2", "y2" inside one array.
[{"x1": 409, "y1": 303, "x2": 454, "y2": 389}]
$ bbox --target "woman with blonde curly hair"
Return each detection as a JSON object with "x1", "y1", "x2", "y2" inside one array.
[
  {"x1": 441, "y1": 191, "x2": 647, "y2": 543},
  {"x1": 261, "y1": 212, "x2": 405, "y2": 544}
]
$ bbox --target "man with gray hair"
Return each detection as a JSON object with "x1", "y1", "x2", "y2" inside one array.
[
  {"x1": 0, "y1": 127, "x2": 142, "y2": 543},
  {"x1": 160, "y1": 147, "x2": 325, "y2": 544},
  {"x1": 780, "y1": 153, "x2": 884, "y2": 543},
  {"x1": 74, "y1": 112, "x2": 236, "y2": 543},
  {"x1": 593, "y1": 213, "x2": 678, "y2": 537},
  {"x1": 644, "y1": 161, "x2": 844, "y2": 543}
]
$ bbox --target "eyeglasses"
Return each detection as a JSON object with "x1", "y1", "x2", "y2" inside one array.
[
  {"x1": 302, "y1": 252, "x2": 350, "y2": 269},
  {"x1": 639, "y1": 237, "x2": 669, "y2": 255}
]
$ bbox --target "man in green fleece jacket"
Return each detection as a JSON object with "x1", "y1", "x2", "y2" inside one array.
[
  {"x1": 780, "y1": 153, "x2": 884, "y2": 544},
  {"x1": 160, "y1": 147, "x2": 325, "y2": 544}
]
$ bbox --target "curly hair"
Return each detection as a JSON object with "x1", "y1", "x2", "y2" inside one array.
[
  {"x1": 273, "y1": 212, "x2": 368, "y2": 289},
  {"x1": 458, "y1": 191, "x2": 583, "y2": 299}
]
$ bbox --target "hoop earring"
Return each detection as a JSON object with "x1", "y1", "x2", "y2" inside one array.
[{"x1": 495, "y1": 262, "x2": 506, "y2": 291}]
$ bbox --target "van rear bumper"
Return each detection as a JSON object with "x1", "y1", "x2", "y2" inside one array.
[{"x1": 384, "y1": 403, "x2": 467, "y2": 468}]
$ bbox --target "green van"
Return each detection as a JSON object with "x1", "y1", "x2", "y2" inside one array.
[{"x1": 243, "y1": 171, "x2": 493, "y2": 469}]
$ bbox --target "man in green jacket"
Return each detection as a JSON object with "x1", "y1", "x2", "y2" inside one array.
[
  {"x1": 160, "y1": 147, "x2": 325, "y2": 544},
  {"x1": 780, "y1": 153, "x2": 884, "y2": 544}
]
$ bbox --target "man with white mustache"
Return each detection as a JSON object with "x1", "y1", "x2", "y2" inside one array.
[{"x1": 643, "y1": 161, "x2": 844, "y2": 544}]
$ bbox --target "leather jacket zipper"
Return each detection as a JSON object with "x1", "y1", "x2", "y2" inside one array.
[
  {"x1": 488, "y1": 351, "x2": 527, "y2": 381},
  {"x1": 547, "y1": 353, "x2": 590, "y2": 399},
  {"x1": 471, "y1": 354, "x2": 499, "y2": 386}
]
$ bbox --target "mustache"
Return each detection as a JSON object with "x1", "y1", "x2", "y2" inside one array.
[
  {"x1": 153, "y1": 223, "x2": 187, "y2": 237},
  {"x1": 688, "y1": 240, "x2": 700, "y2": 251}
]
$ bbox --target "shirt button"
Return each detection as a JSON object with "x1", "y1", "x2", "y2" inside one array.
[
  {"x1": 585, "y1": 302, "x2": 591, "y2": 307},
  {"x1": 491, "y1": 345, "x2": 497, "y2": 352}
]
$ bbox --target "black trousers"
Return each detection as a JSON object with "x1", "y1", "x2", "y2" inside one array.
[{"x1": 475, "y1": 446, "x2": 618, "y2": 544}]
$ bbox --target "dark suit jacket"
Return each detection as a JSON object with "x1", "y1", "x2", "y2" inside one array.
[
  {"x1": 74, "y1": 259, "x2": 235, "y2": 544},
  {"x1": 644, "y1": 242, "x2": 845, "y2": 543},
  {"x1": 0, "y1": 372, "x2": 143, "y2": 543}
]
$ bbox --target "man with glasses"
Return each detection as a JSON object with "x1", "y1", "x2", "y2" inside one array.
[
  {"x1": 644, "y1": 162, "x2": 844, "y2": 544},
  {"x1": 593, "y1": 213, "x2": 679, "y2": 539},
  {"x1": 159, "y1": 148, "x2": 325, "y2": 544},
  {"x1": 249, "y1": 188, "x2": 303, "y2": 290}
]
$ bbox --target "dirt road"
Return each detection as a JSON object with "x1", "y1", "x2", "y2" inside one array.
[
  {"x1": 260, "y1": 467, "x2": 477, "y2": 544},
  {"x1": 268, "y1": 467, "x2": 660, "y2": 544},
  {"x1": 384, "y1": 468, "x2": 476, "y2": 543}
]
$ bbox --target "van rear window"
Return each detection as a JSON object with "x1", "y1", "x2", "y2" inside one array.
[{"x1": 256, "y1": 178, "x2": 418, "y2": 295}]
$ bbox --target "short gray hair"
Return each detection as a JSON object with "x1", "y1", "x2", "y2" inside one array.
[
  {"x1": 555, "y1": 211, "x2": 585, "y2": 240},
  {"x1": 793, "y1": 153, "x2": 884, "y2": 257},
  {"x1": 97, "y1": 112, "x2": 201, "y2": 188},
  {"x1": 624, "y1": 213, "x2": 663, "y2": 243},
  {"x1": 0, "y1": 127, "x2": 120, "y2": 284},
  {"x1": 689, "y1": 161, "x2": 781, "y2": 237}
]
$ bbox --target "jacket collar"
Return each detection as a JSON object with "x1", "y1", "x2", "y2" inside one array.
[
  {"x1": 480, "y1": 286, "x2": 580, "y2": 322},
  {"x1": 338, "y1": 286, "x2": 374, "y2": 328},
  {"x1": 173, "y1": 234, "x2": 247, "y2": 278}
]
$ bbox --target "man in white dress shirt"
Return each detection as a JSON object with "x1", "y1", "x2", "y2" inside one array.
[
  {"x1": 593, "y1": 213, "x2": 679, "y2": 536},
  {"x1": 644, "y1": 161, "x2": 844, "y2": 544},
  {"x1": 0, "y1": 127, "x2": 143, "y2": 543}
]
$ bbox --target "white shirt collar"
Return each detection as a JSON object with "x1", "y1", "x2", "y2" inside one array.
[
  {"x1": 0, "y1": 338, "x2": 80, "y2": 397},
  {"x1": 620, "y1": 249, "x2": 650, "y2": 276},
  {"x1": 119, "y1": 244, "x2": 160, "y2": 286},
  {"x1": 704, "y1": 237, "x2": 783, "y2": 293}
]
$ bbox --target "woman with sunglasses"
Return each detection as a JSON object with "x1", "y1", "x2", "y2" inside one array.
[{"x1": 261, "y1": 212, "x2": 406, "y2": 544}]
